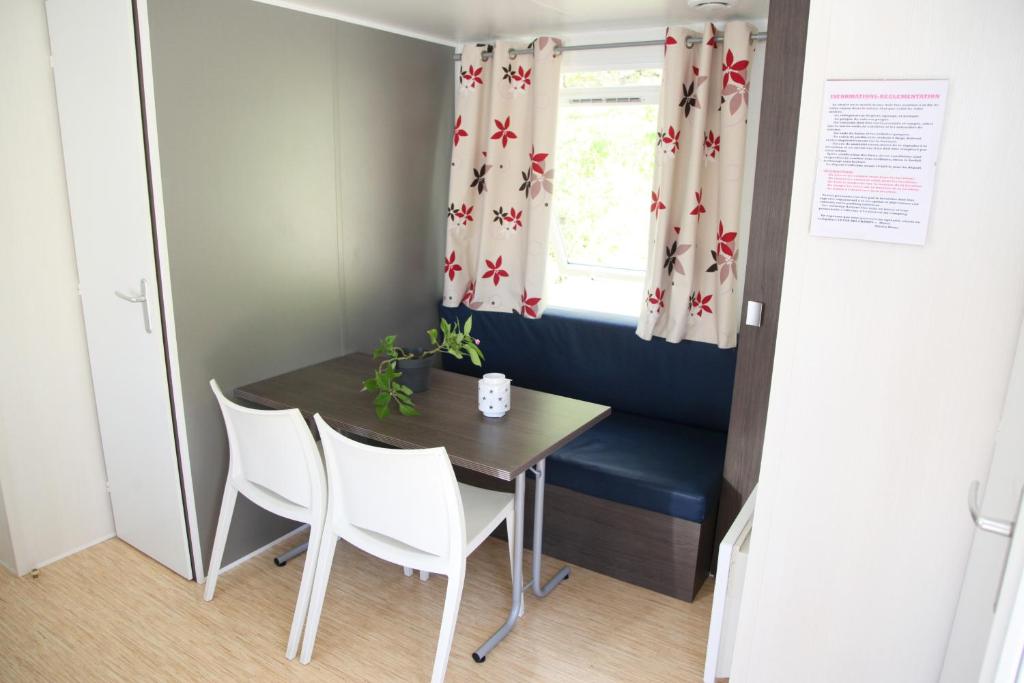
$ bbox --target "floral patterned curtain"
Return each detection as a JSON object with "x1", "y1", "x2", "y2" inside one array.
[
  {"x1": 441, "y1": 38, "x2": 563, "y2": 318},
  {"x1": 636, "y1": 22, "x2": 752, "y2": 349}
]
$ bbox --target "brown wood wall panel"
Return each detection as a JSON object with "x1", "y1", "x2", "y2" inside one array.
[{"x1": 717, "y1": 0, "x2": 812, "y2": 545}]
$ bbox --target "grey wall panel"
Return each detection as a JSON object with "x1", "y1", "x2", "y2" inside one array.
[
  {"x1": 148, "y1": 0, "x2": 453, "y2": 571},
  {"x1": 334, "y1": 22, "x2": 453, "y2": 353},
  {"x1": 147, "y1": 0, "x2": 342, "y2": 568}
]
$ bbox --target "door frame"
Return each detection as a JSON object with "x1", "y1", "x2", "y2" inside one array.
[
  {"x1": 717, "y1": 0, "x2": 813, "y2": 544},
  {"x1": 132, "y1": 0, "x2": 205, "y2": 581}
]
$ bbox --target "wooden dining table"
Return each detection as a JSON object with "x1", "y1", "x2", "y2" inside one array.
[{"x1": 234, "y1": 352, "x2": 610, "y2": 662}]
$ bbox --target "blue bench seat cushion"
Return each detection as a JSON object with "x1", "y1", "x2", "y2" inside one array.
[{"x1": 547, "y1": 412, "x2": 726, "y2": 523}]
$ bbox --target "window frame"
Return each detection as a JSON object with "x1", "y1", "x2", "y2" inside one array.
[{"x1": 549, "y1": 61, "x2": 662, "y2": 286}]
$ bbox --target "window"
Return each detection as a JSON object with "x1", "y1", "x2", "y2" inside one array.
[{"x1": 546, "y1": 67, "x2": 662, "y2": 317}]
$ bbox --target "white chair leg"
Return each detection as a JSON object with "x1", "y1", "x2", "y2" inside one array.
[
  {"x1": 285, "y1": 521, "x2": 322, "y2": 660},
  {"x1": 299, "y1": 532, "x2": 339, "y2": 664},
  {"x1": 419, "y1": 570, "x2": 430, "y2": 582},
  {"x1": 403, "y1": 566, "x2": 413, "y2": 577},
  {"x1": 431, "y1": 560, "x2": 466, "y2": 683},
  {"x1": 203, "y1": 484, "x2": 238, "y2": 601}
]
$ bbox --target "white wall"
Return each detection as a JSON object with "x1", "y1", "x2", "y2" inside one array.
[
  {"x1": 0, "y1": 0, "x2": 115, "y2": 576},
  {"x1": 0, "y1": 481, "x2": 15, "y2": 574},
  {"x1": 730, "y1": 1, "x2": 1024, "y2": 680}
]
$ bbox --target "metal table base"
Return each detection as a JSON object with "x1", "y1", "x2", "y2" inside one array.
[
  {"x1": 274, "y1": 538, "x2": 308, "y2": 566},
  {"x1": 473, "y1": 458, "x2": 569, "y2": 663}
]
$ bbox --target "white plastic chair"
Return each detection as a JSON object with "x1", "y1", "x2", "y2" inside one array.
[
  {"x1": 205, "y1": 380, "x2": 327, "y2": 660},
  {"x1": 300, "y1": 414, "x2": 515, "y2": 682}
]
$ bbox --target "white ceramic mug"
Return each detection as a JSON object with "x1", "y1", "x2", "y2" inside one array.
[{"x1": 478, "y1": 373, "x2": 511, "y2": 418}]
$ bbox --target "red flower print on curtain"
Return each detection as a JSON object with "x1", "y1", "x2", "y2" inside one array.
[
  {"x1": 460, "y1": 64, "x2": 484, "y2": 89},
  {"x1": 663, "y1": 29, "x2": 678, "y2": 54},
  {"x1": 661, "y1": 126, "x2": 681, "y2": 154},
  {"x1": 704, "y1": 130, "x2": 720, "y2": 160},
  {"x1": 482, "y1": 256, "x2": 509, "y2": 285},
  {"x1": 455, "y1": 204, "x2": 474, "y2": 226},
  {"x1": 442, "y1": 38, "x2": 563, "y2": 317},
  {"x1": 689, "y1": 189, "x2": 706, "y2": 221},
  {"x1": 491, "y1": 116, "x2": 517, "y2": 148},
  {"x1": 706, "y1": 221, "x2": 739, "y2": 284},
  {"x1": 722, "y1": 49, "x2": 749, "y2": 89},
  {"x1": 651, "y1": 190, "x2": 667, "y2": 217},
  {"x1": 521, "y1": 290, "x2": 541, "y2": 318},
  {"x1": 529, "y1": 147, "x2": 548, "y2": 173},
  {"x1": 453, "y1": 116, "x2": 468, "y2": 146},
  {"x1": 636, "y1": 22, "x2": 753, "y2": 349},
  {"x1": 444, "y1": 251, "x2": 462, "y2": 281},
  {"x1": 689, "y1": 291, "x2": 713, "y2": 317}
]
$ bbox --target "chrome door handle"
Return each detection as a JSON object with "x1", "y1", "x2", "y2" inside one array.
[
  {"x1": 114, "y1": 290, "x2": 146, "y2": 304},
  {"x1": 969, "y1": 480, "x2": 1015, "y2": 537},
  {"x1": 114, "y1": 279, "x2": 153, "y2": 334}
]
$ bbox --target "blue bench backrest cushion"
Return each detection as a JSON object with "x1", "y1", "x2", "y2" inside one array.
[{"x1": 439, "y1": 305, "x2": 737, "y2": 432}]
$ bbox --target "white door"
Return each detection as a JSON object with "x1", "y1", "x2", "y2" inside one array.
[
  {"x1": 942, "y1": 319, "x2": 1024, "y2": 681},
  {"x1": 46, "y1": 0, "x2": 193, "y2": 579}
]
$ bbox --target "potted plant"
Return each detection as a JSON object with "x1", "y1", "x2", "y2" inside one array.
[{"x1": 363, "y1": 317, "x2": 482, "y2": 418}]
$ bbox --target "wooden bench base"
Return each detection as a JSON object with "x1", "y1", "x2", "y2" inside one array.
[{"x1": 455, "y1": 467, "x2": 715, "y2": 603}]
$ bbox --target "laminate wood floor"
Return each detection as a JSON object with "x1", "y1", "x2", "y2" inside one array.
[{"x1": 0, "y1": 533, "x2": 713, "y2": 681}]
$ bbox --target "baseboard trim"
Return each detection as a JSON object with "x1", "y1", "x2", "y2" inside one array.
[
  {"x1": 198, "y1": 523, "x2": 309, "y2": 584},
  {"x1": 30, "y1": 532, "x2": 118, "y2": 575}
]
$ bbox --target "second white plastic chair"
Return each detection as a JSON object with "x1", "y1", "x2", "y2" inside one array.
[
  {"x1": 205, "y1": 380, "x2": 327, "y2": 660},
  {"x1": 300, "y1": 414, "x2": 515, "y2": 682}
]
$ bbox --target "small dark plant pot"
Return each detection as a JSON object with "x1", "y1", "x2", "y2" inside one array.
[{"x1": 397, "y1": 355, "x2": 433, "y2": 393}]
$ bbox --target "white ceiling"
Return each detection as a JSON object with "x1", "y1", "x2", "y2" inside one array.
[{"x1": 257, "y1": 0, "x2": 771, "y2": 46}]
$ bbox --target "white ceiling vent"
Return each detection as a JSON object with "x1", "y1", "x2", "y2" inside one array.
[{"x1": 687, "y1": 0, "x2": 736, "y2": 8}]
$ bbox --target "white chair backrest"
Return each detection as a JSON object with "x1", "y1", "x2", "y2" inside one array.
[
  {"x1": 314, "y1": 414, "x2": 465, "y2": 561},
  {"x1": 211, "y1": 380, "x2": 322, "y2": 511}
]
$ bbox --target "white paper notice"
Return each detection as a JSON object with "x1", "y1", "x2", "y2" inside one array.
[{"x1": 810, "y1": 80, "x2": 947, "y2": 245}]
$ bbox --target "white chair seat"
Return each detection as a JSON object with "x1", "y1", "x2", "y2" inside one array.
[{"x1": 460, "y1": 483, "x2": 514, "y2": 553}]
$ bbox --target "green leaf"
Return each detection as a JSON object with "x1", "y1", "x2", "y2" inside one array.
[
  {"x1": 397, "y1": 402, "x2": 420, "y2": 416},
  {"x1": 362, "y1": 378, "x2": 377, "y2": 391},
  {"x1": 463, "y1": 316, "x2": 473, "y2": 336},
  {"x1": 427, "y1": 328, "x2": 438, "y2": 346},
  {"x1": 450, "y1": 348, "x2": 463, "y2": 359},
  {"x1": 396, "y1": 384, "x2": 413, "y2": 395},
  {"x1": 375, "y1": 402, "x2": 389, "y2": 419},
  {"x1": 374, "y1": 392, "x2": 390, "y2": 407},
  {"x1": 467, "y1": 345, "x2": 482, "y2": 367}
]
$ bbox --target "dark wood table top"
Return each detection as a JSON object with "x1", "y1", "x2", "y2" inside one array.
[{"x1": 234, "y1": 353, "x2": 610, "y2": 481}]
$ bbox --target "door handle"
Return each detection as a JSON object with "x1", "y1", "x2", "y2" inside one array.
[
  {"x1": 969, "y1": 480, "x2": 1015, "y2": 537},
  {"x1": 114, "y1": 278, "x2": 153, "y2": 334},
  {"x1": 114, "y1": 290, "x2": 145, "y2": 304}
]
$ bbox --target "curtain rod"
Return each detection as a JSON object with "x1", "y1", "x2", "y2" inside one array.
[{"x1": 453, "y1": 31, "x2": 767, "y2": 62}]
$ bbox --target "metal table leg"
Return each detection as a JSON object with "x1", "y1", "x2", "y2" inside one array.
[
  {"x1": 473, "y1": 471, "x2": 525, "y2": 662},
  {"x1": 473, "y1": 458, "x2": 570, "y2": 663},
  {"x1": 274, "y1": 537, "x2": 309, "y2": 567},
  {"x1": 531, "y1": 459, "x2": 571, "y2": 596}
]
